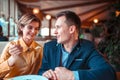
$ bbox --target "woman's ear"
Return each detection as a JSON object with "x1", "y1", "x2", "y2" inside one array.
[
  {"x1": 69, "y1": 25, "x2": 76, "y2": 34},
  {"x1": 20, "y1": 25, "x2": 24, "y2": 31}
]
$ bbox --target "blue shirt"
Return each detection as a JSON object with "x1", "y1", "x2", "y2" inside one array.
[{"x1": 61, "y1": 44, "x2": 79, "y2": 80}]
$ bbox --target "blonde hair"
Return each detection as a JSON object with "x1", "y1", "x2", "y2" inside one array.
[{"x1": 17, "y1": 13, "x2": 41, "y2": 36}]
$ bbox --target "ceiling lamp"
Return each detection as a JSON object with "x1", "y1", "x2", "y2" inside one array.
[
  {"x1": 46, "y1": 14, "x2": 51, "y2": 20},
  {"x1": 93, "y1": 18, "x2": 98, "y2": 24},
  {"x1": 33, "y1": 8, "x2": 39, "y2": 14},
  {"x1": 116, "y1": 10, "x2": 120, "y2": 17},
  {"x1": 19, "y1": 0, "x2": 38, "y2": 2}
]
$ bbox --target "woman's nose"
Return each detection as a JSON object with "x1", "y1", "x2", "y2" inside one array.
[
  {"x1": 31, "y1": 29, "x2": 37, "y2": 33},
  {"x1": 31, "y1": 29, "x2": 35, "y2": 32}
]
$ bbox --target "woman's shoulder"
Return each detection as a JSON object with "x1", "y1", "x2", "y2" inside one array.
[{"x1": 33, "y1": 41, "x2": 43, "y2": 48}]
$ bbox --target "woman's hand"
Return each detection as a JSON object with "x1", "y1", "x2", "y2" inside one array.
[
  {"x1": 9, "y1": 44, "x2": 23, "y2": 56},
  {"x1": 8, "y1": 44, "x2": 23, "y2": 66}
]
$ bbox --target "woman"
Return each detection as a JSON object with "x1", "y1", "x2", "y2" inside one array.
[{"x1": 0, "y1": 13, "x2": 43, "y2": 79}]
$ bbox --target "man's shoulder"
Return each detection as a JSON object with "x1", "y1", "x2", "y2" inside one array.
[
  {"x1": 44, "y1": 39, "x2": 57, "y2": 46},
  {"x1": 80, "y1": 39, "x2": 95, "y2": 49}
]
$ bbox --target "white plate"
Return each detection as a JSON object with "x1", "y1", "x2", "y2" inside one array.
[{"x1": 11, "y1": 75, "x2": 48, "y2": 80}]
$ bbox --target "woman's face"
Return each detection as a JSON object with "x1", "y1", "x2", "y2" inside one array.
[{"x1": 21, "y1": 21, "x2": 39, "y2": 44}]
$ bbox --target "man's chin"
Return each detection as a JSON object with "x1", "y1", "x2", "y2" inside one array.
[
  {"x1": 57, "y1": 40, "x2": 60, "y2": 43},
  {"x1": 57, "y1": 40, "x2": 62, "y2": 44}
]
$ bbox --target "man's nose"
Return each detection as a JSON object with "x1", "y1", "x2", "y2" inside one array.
[{"x1": 54, "y1": 29, "x2": 58, "y2": 34}]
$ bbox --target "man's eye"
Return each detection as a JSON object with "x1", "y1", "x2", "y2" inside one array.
[{"x1": 56, "y1": 26, "x2": 60, "y2": 28}]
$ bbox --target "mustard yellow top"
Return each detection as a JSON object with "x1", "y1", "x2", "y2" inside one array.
[{"x1": 0, "y1": 38, "x2": 43, "y2": 79}]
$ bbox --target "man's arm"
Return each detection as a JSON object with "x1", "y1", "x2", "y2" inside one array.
[
  {"x1": 38, "y1": 39, "x2": 57, "y2": 75},
  {"x1": 77, "y1": 50, "x2": 116, "y2": 80},
  {"x1": 38, "y1": 43, "x2": 49, "y2": 75}
]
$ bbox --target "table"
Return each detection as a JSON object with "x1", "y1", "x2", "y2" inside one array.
[{"x1": 10, "y1": 75, "x2": 48, "y2": 80}]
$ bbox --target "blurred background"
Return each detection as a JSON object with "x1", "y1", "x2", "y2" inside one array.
[{"x1": 0, "y1": 0, "x2": 119, "y2": 41}]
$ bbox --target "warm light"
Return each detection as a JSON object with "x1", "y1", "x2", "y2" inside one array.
[
  {"x1": 93, "y1": 19, "x2": 98, "y2": 23},
  {"x1": 41, "y1": 28, "x2": 56, "y2": 36},
  {"x1": 46, "y1": 14, "x2": 51, "y2": 20},
  {"x1": 33, "y1": 8, "x2": 39, "y2": 14},
  {"x1": 41, "y1": 28, "x2": 49, "y2": 36},
  {"x1": 116, "y1": 11, "x2": 120, "y2": 17}
]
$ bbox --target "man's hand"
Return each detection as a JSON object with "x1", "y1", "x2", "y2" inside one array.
[
  {"x1": 42, "y1": 69, "x2": 57, "y2": 80},
  {"x1": 54, "y1": 67, "x2": 74, "y2": 80}
]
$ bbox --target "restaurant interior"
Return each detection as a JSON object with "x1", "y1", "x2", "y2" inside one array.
[
  {"x1": 0, "y1": 0, "x2": 120, "y2": 79},
  {"x1": 0, "y1": 0, "x2": 119, "y2": 39}
]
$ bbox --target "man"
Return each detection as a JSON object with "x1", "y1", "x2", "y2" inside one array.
[{"x1": 38, "y1": 11, "x2": 116, "y2": 80}]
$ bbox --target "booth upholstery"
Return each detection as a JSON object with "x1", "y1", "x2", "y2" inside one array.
[
  {"x1": 0, "y1": 41, "x2": 45, "y2": 54},
  {"x1": 0, "y1": 42, "x2": 8, "y2": 53}
]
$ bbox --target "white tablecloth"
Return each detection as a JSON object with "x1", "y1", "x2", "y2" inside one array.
[{"x1": 11, "y1": 75, "x2": 48, "y2": 80}]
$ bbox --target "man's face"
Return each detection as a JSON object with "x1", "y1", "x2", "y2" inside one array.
[{"x1": 54, "y1": 16, "x2": 71, "y2": 44}]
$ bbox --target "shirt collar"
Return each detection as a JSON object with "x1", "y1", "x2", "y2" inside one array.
[
  {"x1": 60, "y1": 40, "x2": 79, "y2": 54},
  {"x1": 19, "y1": 38, "x2": 36, "y2": 52}
]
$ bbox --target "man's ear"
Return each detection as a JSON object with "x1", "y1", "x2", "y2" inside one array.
[{"x1": 69, "y1": 25, "x2": 76, "y2": 34}]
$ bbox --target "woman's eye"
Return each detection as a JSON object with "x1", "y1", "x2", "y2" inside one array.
[
  {"x1": 27, "y1": 25, "x2": 39, "y2": 31},
  {"x1": 27, "y1": 26, "x2": 33, "y2": 30},
  {"x1": 35, "y1": 28, "x2": 39, "y2": 30},
  {"x1": 56, "y1": 25, "x2": 61, "y2": 29}
]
